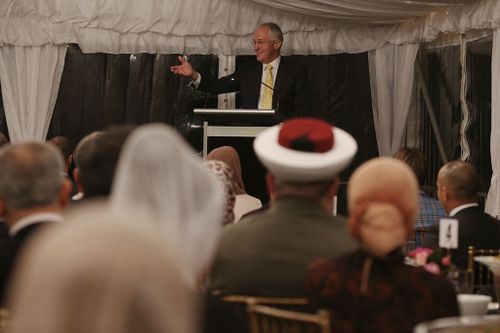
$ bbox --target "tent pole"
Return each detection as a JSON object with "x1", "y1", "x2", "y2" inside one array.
[{"x1": 415, "y1": 59, "x2": 449, "y2": 164}]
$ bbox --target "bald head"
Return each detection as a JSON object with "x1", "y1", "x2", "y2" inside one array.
[{"x1": 437, "y1": 161, "x2": 479, "y2": 211}]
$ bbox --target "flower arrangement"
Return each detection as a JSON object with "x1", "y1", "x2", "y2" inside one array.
[{"x1": 407, "y1": 247, "x2": 452, "y2": 275}]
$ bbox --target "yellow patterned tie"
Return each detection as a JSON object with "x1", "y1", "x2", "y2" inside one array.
[{"x1": 261, "y1": 64, "x2": 273, "y2": 109}]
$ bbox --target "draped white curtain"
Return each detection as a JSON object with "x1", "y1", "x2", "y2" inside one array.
[
  {"x1": 0, "y1": 44, "x2": 67, "y2": 143},
  {"x1": 368, "y1": 43, "x2": 419, "y2": 156},
  {"x1": 0, "y1": 0, "x2": 493, "y2": 55},
  {"x1": 485, "y1": 29, "x2": 500, "y2": 219}
]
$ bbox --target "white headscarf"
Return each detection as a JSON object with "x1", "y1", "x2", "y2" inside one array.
[
  {"x1": 110, "y1": 123, "x2": 224, "y2": 281},
  {"x1": 7, "y1": 210, "x2": 196, "y2": 333}
]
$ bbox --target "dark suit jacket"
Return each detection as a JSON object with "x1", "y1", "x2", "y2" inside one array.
[
  {"x1": 0, "y1": 222, "x2": 56, "y2": 305},
  {"x1": 422, "y1": 206, "x2": 500, "y2": 269},
  {"x1": 198, "y1": 57, "x2": 311, "y2": 119}
]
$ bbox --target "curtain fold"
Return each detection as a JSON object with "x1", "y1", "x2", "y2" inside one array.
[
  {"x1": 369, "y1": 43, "x2": 419, "y2": 156},
  {"x1": 485, "y1": 29, "x2": 500, "y2": 218},
  {"x1": 0, "y1": 44, "x2": 67, "y2": 142},
  {"x1": 0, "y1": 0, "x2": 495, "y2": 55}
]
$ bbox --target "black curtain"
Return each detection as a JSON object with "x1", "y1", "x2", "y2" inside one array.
[{"x1": 0, "y1": 44, "x2": 377, "y2": 210}]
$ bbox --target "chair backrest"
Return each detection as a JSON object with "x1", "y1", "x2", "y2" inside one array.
[
  {"x1": 467, "y1": 246, "x2": 500, "y2": 290},
  {"x1": 223, "y1": 295, "x2": 309, "y2": 307},
  {"x1": 411, "y1": 226, "x2": 431, "y2": 247},
  {"x1": 0, "y1": 309, "x2": 9, "y2": 333},
  {"x1": 248, "y1": 303, "x2": 330, "y2": 333}
]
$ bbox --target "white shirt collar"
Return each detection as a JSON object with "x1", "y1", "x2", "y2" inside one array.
[
  {"x1": 9, "y1": 212, "x2": 63, "y2": 236},
  {"x1": 449, "y1": 202, "x2": 479, "y2": 217},
  {"x1": 262, "y1": 56, "x2": 281, "y2": 77}
]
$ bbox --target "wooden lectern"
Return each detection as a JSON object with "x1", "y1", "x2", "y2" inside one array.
[{"x1": 194, "y1": 108, "x2": 277, "y2": 157}]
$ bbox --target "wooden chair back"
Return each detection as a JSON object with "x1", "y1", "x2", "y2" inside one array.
[
  {"x1": 248, "y1": 303, "x2": 330, "y2": 333},
  {"x1": 467, "y1": 246, "x2": 500, "y2": 290},
  {"x1": 411, "y1": 226, "x2": 431, "y2": 247},
  {"x1": 223, "y1": 295, "x2": 310, "y2": 311},
  {"x1": 0, "y1": 309, "x2": 9, "y2": 333}
]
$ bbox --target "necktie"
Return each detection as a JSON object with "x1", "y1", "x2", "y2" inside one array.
[{"x1": 261, "y1": 64, "x2": 273, "y2": 109}]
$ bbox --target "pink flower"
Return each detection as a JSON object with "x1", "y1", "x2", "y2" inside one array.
[
  {"x1": 409, "y1": 247, "x2": 433, "y2": 266},
  {"x1": 409, "y1": 247, "x2": 433, "y2": 258},
  {"x1": 424, "y1": 262, "x2": 441, "y2": 275},
  {"x1": 441, "y1": 256, "x2": 451, "y2": 266}
]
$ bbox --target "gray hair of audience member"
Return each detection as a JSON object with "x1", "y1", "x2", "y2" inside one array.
[
  {"x1": 7, "y1": 208, "x2": 196, "y2": 333},
  {"x1": 0, "y1": 142, "x2": 65, "y2": 210},
  {"x1": 73, "y1": 125, "x2": 135, "y2": 197},
  {"x1": 258, "y1": 22, "x2": 283, "y2": 42},
  {"x1": 438, "y1": 160, "x2": 479, "y2": 201}
]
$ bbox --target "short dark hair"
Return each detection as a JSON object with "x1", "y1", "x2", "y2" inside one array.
[
  {"x1": 393, "y1": 147, "x2": 426, "y2": 186},
  {"x1": 48, "y1": 136, "x2": 73, "y2": 160},
  {"x1": 74, "y1": 125, "x2": 136, "y2": 197}
]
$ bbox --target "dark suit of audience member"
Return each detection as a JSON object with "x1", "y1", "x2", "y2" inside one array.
[
  {"x1": 422, "y1": 161, "x2": 500, "y2": 269},
  {"x1": 171, "y1": 23, "x2": 311, "y2": 119},
  {"x1": 0, "y1": 142, "x2": 71, "y2": 304}
]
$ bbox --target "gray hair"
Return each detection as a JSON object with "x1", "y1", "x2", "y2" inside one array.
[
  {"x1": 0, "y1": 142, "x2": 65, "y2": 209},
  {"x1": 259, "y1": 22, "x2": 283, "y2": 42}
]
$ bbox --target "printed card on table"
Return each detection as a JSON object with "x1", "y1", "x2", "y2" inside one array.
[{"x1": 439, "y1": 218, "x2": 458, "y2": 249}]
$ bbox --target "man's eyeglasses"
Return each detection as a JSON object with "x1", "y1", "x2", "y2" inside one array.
[{"x1": 251, "y1": 40, "x2": 277, "y2": 47}]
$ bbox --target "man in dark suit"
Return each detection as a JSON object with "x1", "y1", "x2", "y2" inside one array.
[
  {"x1": 0, "y1": 142, "x2": 71, "y2": 304},
  {"x1": 423, "y1": 161, "x2": 500, "y2": 269},
  {"x1": 170, "y1": 23, "x2": 311, "y2": 119}
]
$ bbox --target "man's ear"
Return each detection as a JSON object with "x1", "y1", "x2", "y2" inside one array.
[
  {"x1": 328, "y1": 177, "x2": 340, "y2": 197},
  {"x1": 266, "y1": 172, "x2": 277, "y2": 202},
  {"x1": 274, "y1": 40, "x2": 282, "y2": 50},
  {"x1": 58, "y1": 178, "x2": 72, "y2": 208},
  {"x1": 73, "y1": 168, "x2": 84, "y2": 193}
]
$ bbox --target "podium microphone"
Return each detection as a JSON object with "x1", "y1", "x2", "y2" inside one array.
[{"x1": 260, "y1": 81, "x2": 274, "y2": 91}]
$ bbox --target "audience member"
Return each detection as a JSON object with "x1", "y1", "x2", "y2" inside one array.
[
  {"x1": 307, "y1": 158, "x2": 459, "y2": 333},
  {"x1": 7, "y1": 211, "x2": 196, "y2": 333},
  {"x1": 47, "y1": 136, "x2": 73, "y2": 175},
  {"x1": 110, "y1": 123, "x2": 224, "y2": 285},
  {"x1": 203, "y1": 160, "x2": 236, "y2": 225},
  {"x1": 73, "y1": 125, "x2": 135, "y2": 200},
  {"x1": 208, "y1": 117, "x2": 358, "y2": 296},
  {"x1": 48, "y1": 136, "x2": 78, "y2": 196},
  {"x1": 423, "y1": 161, "x2": 500, "y2": 269},
  {"x1": 0, "y1": 142, "x2": 71, "y2": 304},
  {"x1": 394, "y1": 147, "x2": 446, "y2": 230},
  {"x1": 206, "y1": 146, "x2": 262, "y2": 222}
]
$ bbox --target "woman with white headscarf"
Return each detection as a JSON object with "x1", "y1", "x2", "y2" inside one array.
[
  {"x1": 7, "y1": 209, "x2": 196, "y2": 333},
  {"x1": 307, "y1": 158, "x2": 458, "y2": 333},
  {"x1": 110, "y1": 123, "x2": 224, "y2": 284}
]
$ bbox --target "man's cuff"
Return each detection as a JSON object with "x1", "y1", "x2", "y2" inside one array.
[{"x1": 191, "y1": 73, "x2": 201, "y2": 89}]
